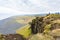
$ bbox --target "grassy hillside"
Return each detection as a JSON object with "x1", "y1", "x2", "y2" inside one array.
[
  {"x1": 29, "y1": 34, "x2": 55, "y2": 40},
  {"x1": 16, "y1": 24, "x2": 31, "y2": 38},
  {"x1": 0, "y1": 13, "x2": 59, "y2": 40},
  {"x1": 0, "y1": 13, "x2": 60, "y2": 40},
  {"x1": 16, "y1": 13, "x2": 60, "y2": 40},
  {"x1": 16, "y1": 16, "x2": 35, "y2": 38}
]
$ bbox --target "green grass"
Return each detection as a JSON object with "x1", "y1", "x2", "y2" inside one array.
[{"x1": 16, "y1": 24, "x2": 31, "y2": 38}]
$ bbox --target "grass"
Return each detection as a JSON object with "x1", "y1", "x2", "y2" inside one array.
[
  {"x1": 51, "y1": 29, "x2": 60, "y2": 36},
  {"x1": 29, "y1": 33, "x2": 55, "y2": 40},
  {"x1": 16, "y1": 24, "x2": 31, "y2": 38}
]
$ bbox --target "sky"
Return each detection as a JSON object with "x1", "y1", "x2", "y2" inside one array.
[{"x1": 0, "y1": 0, "x2": 60, "y2": 20}]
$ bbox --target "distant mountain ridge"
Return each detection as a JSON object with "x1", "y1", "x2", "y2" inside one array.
[{"x1": 0, "y1": 17, "x2": 26, "y2": 34}]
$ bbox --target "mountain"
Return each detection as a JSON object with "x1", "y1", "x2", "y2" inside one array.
[
  {"x1": 24, "y1": 14, "x2": 46, "y2": 16},
  {"x1": 0, "y1": 14, "x2": 46, "y2": 34},
  {"x1": 0, "y1": 17, "x2": 25, "y2": 34},
  {"x1": 0, "y1": 16, "x2": 35, "y2": 34},
  {"x1": 16, "y1": 13, "x2": 60, "y2": 40},
  {"x1": 1, "y1": 13, "x2": 60, "y2": 40}
]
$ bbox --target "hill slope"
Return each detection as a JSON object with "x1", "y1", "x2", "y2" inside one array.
[
  {"x1": 0, "y1": 16, "x2": 35, "y2": 34},
  {"x1": 16, "y1": 14, "x2": 60, "y2": 40},
  {"x1": 16, "y1": 24, "x2": 31, "y2": 38}
]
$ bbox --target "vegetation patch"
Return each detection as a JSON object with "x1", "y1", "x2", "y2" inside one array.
[{"x1": 16, "y1": 24, "x2": 31, "y2": 38}]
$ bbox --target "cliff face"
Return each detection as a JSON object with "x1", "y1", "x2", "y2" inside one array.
[
  {"x1": 30, "y1": 14, "x2": 60, "y2": 34},
  {"x1": 29, "y1": 14, "x2": 60, "y2": 40}
]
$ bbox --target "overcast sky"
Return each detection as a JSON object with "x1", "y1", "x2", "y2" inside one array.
[{"x1": 0, "y1": 0, "x2": 60, "y2": 20}]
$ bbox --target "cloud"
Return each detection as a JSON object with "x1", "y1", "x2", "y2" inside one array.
[
  {"x1": 0, "y1": 0, "x2": 49, "y2": 13},
  {"x1": 0, "y1": 0, "x2": 60, "y2": 20},
  {"x1": 0, "y1": 0, "x2": 60, "y2": 13}
]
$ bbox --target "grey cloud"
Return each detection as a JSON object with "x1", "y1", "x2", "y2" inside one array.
[{"x1": 0, "y1": 0, "x2": 60, "y2": 13}]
